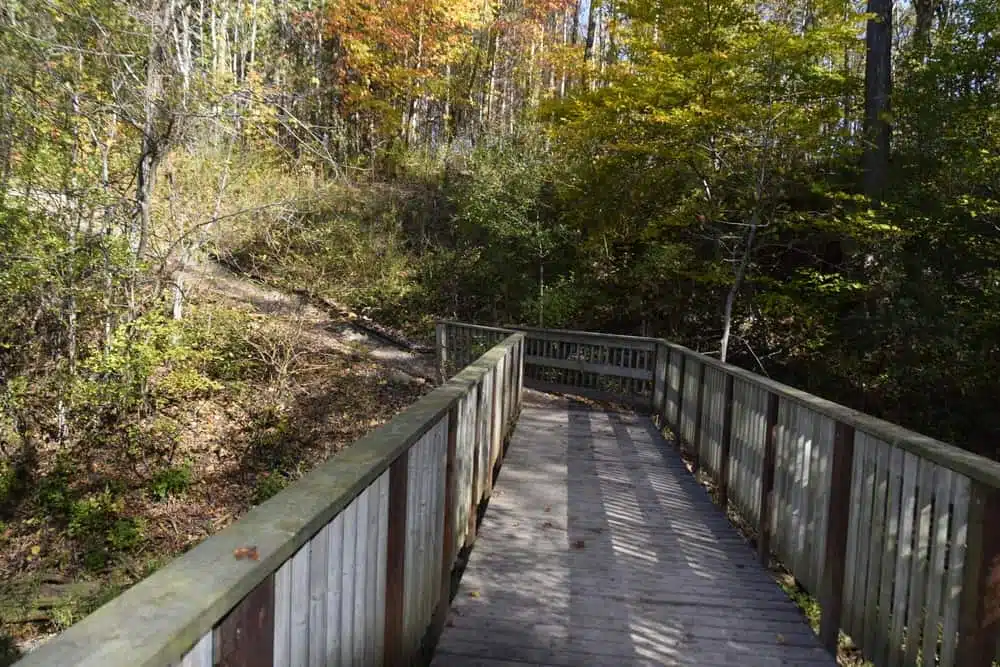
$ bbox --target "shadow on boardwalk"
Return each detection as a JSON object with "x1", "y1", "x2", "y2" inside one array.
[{"x1": 431, "y1": 391, "x2": 835, "y2": 667}]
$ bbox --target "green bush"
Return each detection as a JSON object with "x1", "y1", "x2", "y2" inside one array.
[
  {"x1": 37, "y1": 458, "x2": 75, "y2": 519},
  {"x1": 253, "y1": 471, "x2": 289, "y2": 505},
  {"x1": 68, "y1": 490, "x2": 146, "y2": 571},
  {"x1": 148, "y1": 463, "x2": 193, "y2": 501}
]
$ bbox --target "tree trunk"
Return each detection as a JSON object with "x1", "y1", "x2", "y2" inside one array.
[
  {"x1": 862, "y1": 0, "x2": 892, "y2": 203},
  {"x1": 584, "y1": 0, "x2": 598, "y2": 62},
  {"x1": 719, "y1": 217, "x2": 757, "y2": 364},
  {"x1": 913, "y1": 0, "x2": 940, "y2": 54}
]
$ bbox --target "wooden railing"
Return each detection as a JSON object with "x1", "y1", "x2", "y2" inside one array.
[
  {"x1": 15, "y1": 333, "x2": 525, "y2": 667},
  {"x1": 442, "y1": 321, "x2": 1000, "y2": 667},
  {"x1": 437, "y1": 321, "x2": 656, "y2": 407}
]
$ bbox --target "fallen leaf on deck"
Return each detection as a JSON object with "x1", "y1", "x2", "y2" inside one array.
[
  {"x1": 776, "y1": 634, "x2": 785, "y2": 644},
  {"x1": 469, "y1": 591, "x2": 481, "y2": 598},
  {"x1": 234, "y1": 546, "x2": 260, "y2": 561}
]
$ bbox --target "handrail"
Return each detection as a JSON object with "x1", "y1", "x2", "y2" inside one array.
[
  {"x1": 440, "y1": 321, "x2": 1000, "y2": 667},
  {"x1": 16, "y1": 332, "x2": 526, "y2": 667},
  {"x1": 661, "y1": 340, "x2": 1000, "y2": 489}
]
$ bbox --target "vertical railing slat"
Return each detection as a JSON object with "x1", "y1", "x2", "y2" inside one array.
[
  {"x1": 888, "y1": 451, "x2": 919, "y2": 666},
  {"x1": 940, "y1": 474, "x2": 970, "y2": 666},
  {"x1": 923, "y1": 466, "x2": 956, "y2": 667},
  {"x1": 307, "y1": 523, "x2": 330, "y2": 667}
]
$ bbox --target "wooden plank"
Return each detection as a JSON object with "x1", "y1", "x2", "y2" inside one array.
[
  {"x1": 352, "y1": 487, "x2": 371, "y2": 664},
  {"x1": 728, "y1": 381, "x2": 745, "y2": 512},
  {"x1": 373, "y1": 472, "x2": 389, "y2": 664},
  {"x1": 325, "y1": 512, "x2": 344, "y2": 663},
  {"x1": 757, "y1": 392, "x2": 780, "y2": 566},
  {"x1": 432, "y1": 404, "x2": 835, "y2": 667},
  {"x1": 215, "y1": 575, "x2": 274, "y2": 667},
  {"x1": 466, "y1": 381, "x2": 483, "y2": 548},
  {"x1": 888, "y1": 451, "x2": 919, "y2": 666},
  {"x1": 430, "y1": 405, "x2": 460, "y2": 646},
  {"x1": 819, "y1": 420, "x2": 856, "y2": 653},
  {"x1": 675, "y1": 352, "x2": 687, "y2": 440},
  {"x1": 179, "y1": 632, "x2": 212, "y2": 667},
  {"x1": 812, "y1": 415, "x2": 834, "y2": 600},
  {"x1": 522, "y1": 380, "x2": 650, "y2": 409},
  {"x1": 773, "y1": 401, "x2": 793, "y2": 572},
  {"x1": 941, "y1": 474, "x2": 970, "y2": 666},
  {"x1": 518, "y1": 326, "x2": 659, "y2": 350},
  {"x1": 365, "y1": 478, "x2": 383, "y2": 663},
  {"x1": 718, "y1": 373, "x2": 735, "y2": 509},
  {"x1": 524, "y1": 354, "x2": 654, "y2": 381},
  {"x1": 384, "y1": 451, "x2": 409, "y2": 667},
  {"x1": 861, "y1": 436, "x2": 890, "y2": 660},
  {"x1": 849, "y1": 434, "x2": 875, "y2": 648},
  {"x1": 904, "y1": 458, "x2": 935, "y2": 666},
  {"x1": 874, "y1": 444, "x2": 904, "y2": 666},
  {"x1": 404, "y1": 432, "x2": 426, "y2": 652},
  {"x1": 653, "y1": 342, "x2": 668, "y2": 419},
  {"x1": 922, "y1": 466, "x2": 955, "y2": 667},
  {"x1": 841, "y1": 429, "x2": 865, "y2": 643},
  {"x1": 436, "y1": 322, "x2": 447, "y2": 378},
  {"x1": 307, "y1": 524, "x2": 329, "y2": 667},
  {"x1": 956, "y1": 481, "x2": 1000, "y2": 666},
  {"x1": 790, "y1": 403, "x2": 807, "y2": 583},
  {"x1": 691, "y1": 361, "x2": 707, "y2": 473}
]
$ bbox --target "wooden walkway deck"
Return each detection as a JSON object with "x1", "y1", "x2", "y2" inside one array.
[{"x1": 432, "y1": 395, "x2": 836, "y2": 667}]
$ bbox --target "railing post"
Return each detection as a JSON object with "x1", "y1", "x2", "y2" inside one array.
[
  {"x1": 691, "y1": 361, "x2": 707, "y2": 474},
  {"x1": 717, "y1": 373, "x2": 736, "y2": 509},
  {"x1": 652, "y1": 342, "x2": 668, "y2": 421},
  {"x1": 675, "y1": 353, "x2": 687, "y2": 447},
  {"x1": 956, "y1": 481, "x2": 1000, "y2": 667},
  {"x1": 384, "y1": 450, "x2": 409, "y2": 667},
  {"x1": 819, "y1": 421, "x2": 856, "y2": 653},
  {"x1": 757, "y1": 392, "x2": 780, "y2": 567},
  {"x1": 215, "y1": 575, "x2": 275, "y2": 666},
  {"x1": 435, "y1": 322, "x2": 448, "y2": 382}
]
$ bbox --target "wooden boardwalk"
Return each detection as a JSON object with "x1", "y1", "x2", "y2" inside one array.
[{"x1": 432, "y1": 395, "x2": 836, "y2": 667}]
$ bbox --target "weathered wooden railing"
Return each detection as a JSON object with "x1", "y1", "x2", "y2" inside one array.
[
  {"x1": 16, "y1": 333, "x2": 525, "y2": 667},
  {"x1": 441, "y1": 320, "x2": 1000, "y2": 667},
  {"x1": 437, "y1": 321, "x2": 655, "y2": 407}
]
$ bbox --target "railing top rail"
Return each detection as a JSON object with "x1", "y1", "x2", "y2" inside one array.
[
  {"x1": 17, "y1": 332, "x2": 525, "y2": 667},
  {"x1": 510, "y1": 324, "x2": 662, "y2": 345},
  {"x1": 662, "y1": 339, "x2": 1000, "y2": 489},
  {"x1": 438, "y1": 320, "x2": 515, "y2": 335}
]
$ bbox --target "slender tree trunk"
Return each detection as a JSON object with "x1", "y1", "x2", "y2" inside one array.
[
  {"x1": 913, "y1": 0, "x2": 940, "y2": 54},
  {"x1": 720, "y1": 216, "x2": 757, "y2": 363},
  {"x1": 249, "y1": 0, "x2": 259, "y2": 74},
  {"x1": 862, "y1": 0, "x2": 892, "y2": 203},
  {"x1": 584, "y1": 0, "x2": 598, "y2": 62}
]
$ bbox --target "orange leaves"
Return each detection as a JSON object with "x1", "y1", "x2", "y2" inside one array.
[{"x1": 233, "y1": 546, "x2": 260, "y2": 561}]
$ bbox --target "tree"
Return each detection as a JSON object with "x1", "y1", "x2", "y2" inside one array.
[{"x1": 862, "y1": 0, "x2": 892, "y2": 202}]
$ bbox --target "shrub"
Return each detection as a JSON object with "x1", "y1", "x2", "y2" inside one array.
[{"x1": 148, "y1": 463, "x2": 193, "y2": 501}]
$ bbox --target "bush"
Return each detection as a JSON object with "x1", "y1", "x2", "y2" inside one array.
[
  {"x1": 148, "y1": 463, "x2": 193, "y2": 501},
  {"x1": 253, "y1": 471, "x2": 288, "y2": 505}
]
